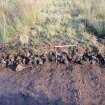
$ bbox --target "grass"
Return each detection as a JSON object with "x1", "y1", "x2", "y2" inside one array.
[
  {"x1": 0, "y1": 0, "x2": 105, "y2": 45},
  {"x1": 0, "y1": 0, "x2": 40, "y2": 43},
  {"x1": 71, "y1": 0, "x2": 105, "y2": 20}
]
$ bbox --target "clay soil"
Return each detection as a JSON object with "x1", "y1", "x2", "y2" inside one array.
[{"x1": 0, "y1": 62, "x2": 105, "y2": 105}]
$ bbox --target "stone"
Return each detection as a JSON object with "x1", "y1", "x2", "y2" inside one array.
[{"x1": 16, "y1": 64, "x2": 25, "y2": 72}]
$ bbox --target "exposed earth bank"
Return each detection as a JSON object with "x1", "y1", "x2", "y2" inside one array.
[{"x1": 0, "y1": 63, "x2": 105, "y2": 105}]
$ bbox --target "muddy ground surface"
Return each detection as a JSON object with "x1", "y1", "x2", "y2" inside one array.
[{"x1": 0, "y1": 63, "x2": 105, "y2": 105}]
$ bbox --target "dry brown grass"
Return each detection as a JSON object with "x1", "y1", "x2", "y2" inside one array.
[{"x1": 0, "y1": 0, "x2": 105, "y2": 45}]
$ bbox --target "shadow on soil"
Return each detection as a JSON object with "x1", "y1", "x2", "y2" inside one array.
[{"x1": 0, "y1": 92, "x2": 67, "y2": 105}]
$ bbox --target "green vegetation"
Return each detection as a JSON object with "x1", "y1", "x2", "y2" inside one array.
[
  {"x1": 0, "y1": 0, "x2": 105, "y2": 44},
  {"x1": 0, "y1": 0, "x2": 40, "y2": 43}
]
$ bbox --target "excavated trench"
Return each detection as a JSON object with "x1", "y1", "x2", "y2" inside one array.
[
  {"x1": 0, "y1": 62, "x2": 105, "y2": 105},
  {"x1": 0, "y1": 44, "x2": 105, "y2": 105}
]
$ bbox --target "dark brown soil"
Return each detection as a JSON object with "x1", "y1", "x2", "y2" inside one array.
[
  {"x1": 0, "y1": 63, "x2": 105, "y2": 105},
  {"x1": 0, "y1": 42, "x2": 105, "y2": 105}
]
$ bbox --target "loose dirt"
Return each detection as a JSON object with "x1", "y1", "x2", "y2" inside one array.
[
  {"x1": 0, "y1": 63, "x2": 105, "y2": 105},
  {"x1": 0, "y1": 42, "x2": 105, "y2": 105}
]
